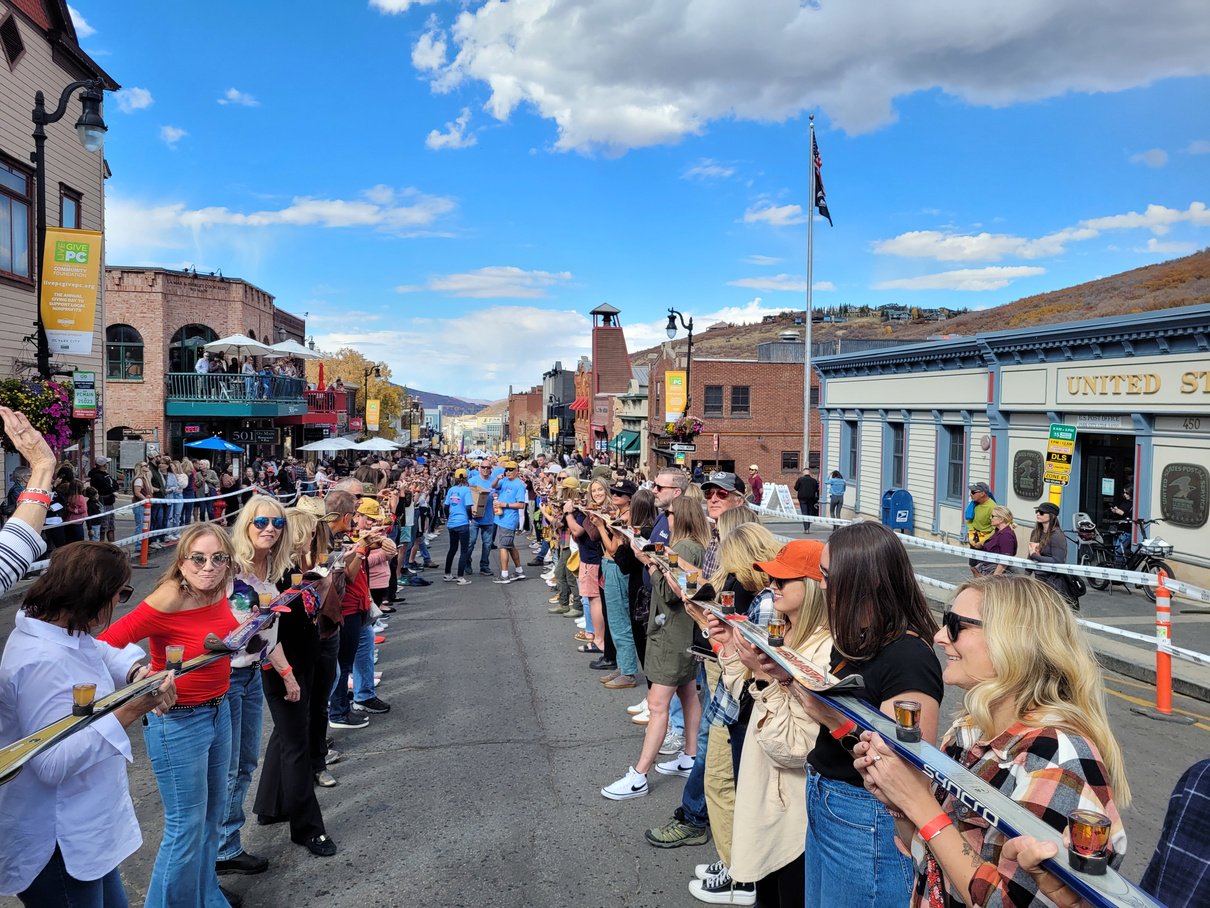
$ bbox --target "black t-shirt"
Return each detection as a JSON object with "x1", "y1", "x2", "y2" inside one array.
[
  {"x1": 807, "y1": 633, "x2": 943, "y2": 785},
  {"x1": 794, "y1": 474, "x2": 819, "y2": 501},
  {"x1": 572, "y1": 512, "x2": 603, "y2": 565}
]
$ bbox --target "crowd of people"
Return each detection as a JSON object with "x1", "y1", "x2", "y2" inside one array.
[{"x1": 0, "y1": 409, "x2": 1206, "y2": 907}]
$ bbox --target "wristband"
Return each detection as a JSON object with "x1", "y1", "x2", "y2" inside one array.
[
  {"x1": 830, "y1": 719, "x2": 858, "y2": 740},
  {"x1": 920, "y1": 813, "x2": 953, "y2": 843},
  {"x1": 23, "y1": 487, "x2": 53, "y2": 498},
  {"x1": 279, "y1": 665, "x2": 294, "y2": 677},
  {"x1": 17, "y1": 493, "x2": 50, "y2": 508}
]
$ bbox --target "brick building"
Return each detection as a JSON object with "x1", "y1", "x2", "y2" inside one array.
[
  {"x1": 103, "y1": 267, "x2": 307, "y2": 464},
  {"x1": 506, "y1": 384, "x2": 543, "y2": 455}
]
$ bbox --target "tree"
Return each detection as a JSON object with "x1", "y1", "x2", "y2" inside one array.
[{"x1": 304, "y1": 347, "x2": 409, "y2": 439}]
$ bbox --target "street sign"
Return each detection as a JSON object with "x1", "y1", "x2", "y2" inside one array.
[
  {"x1": 712, "y1": 433, "x2": 719, "y2": 453},
  {"x1": 230, "y1": 429, "x2": 280, "y2": 445},
  {"x1": 1044, "y1": 423, "x2": 1077, "y2": 486},
  {"x1": 671, "y1": 442, "x2": 697, "y2": 453}
]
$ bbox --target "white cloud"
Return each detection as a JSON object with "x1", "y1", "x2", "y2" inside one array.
[
  {"x1": 683, "y1": 159, "x2": 735, "y2": 180},
  {"x1": 874, "y1": 266, "x2": 1046, "y2": 292},
  {"x1": 412, "y1": 26, "x2": 447, "y2": 71},
  {"x1": 115, "y1": 87, "x2": 154, "y2": 113},
  {"x1": 1082, "y1": 201, "x2": 1210, "y2": 236},
  {"x1": 68, "y1": 5, "x2": 95, "y2": 38},
  {"x1": 744, "y1": 204, "x2": 807, "y2": 227},
  {"x1": 426, "y1": 108, "x2": 477, "y2": 150},
  {"x1": 1129, "y1": 147, "x2": 1168, "y2": 168},
  {"x1": 727, "y1": 273, "x2": 807, "y2": 292},
  {"x1": 218, "y1": 88, "x2": 259, "y2": 107},
  {"x1": 395, "y1": 266, "x2": 572, "y2": 299},
  {"x1": 743, "y1": 254, "x2": 783, "y2": 265},
  {"x1": 412, "y1": 0, "x2": 1210, "y2": 152},
  {"x1": 159, "y1": 125, "x2": 187, "y2": 148},
  {"x1": 1139, "y1": 238, "x2": 1199, "y2": 255},
  {"x1": 371, "y1": 0, "x2": 438, "y2": 13},
  {"x1": 814, "y1": 281, "x2": 836, "y2": 291},
  {"x1": 1187, "y1": 140, "x2": 1210, "y2": 155}
]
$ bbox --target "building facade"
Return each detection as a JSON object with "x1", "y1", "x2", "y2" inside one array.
[
  {"x1": 815, "y1": 303, "x2": 1210, "y2": 586},
  {"x1": 541, "y1": 360, "x2": 576, "y2": 455}
]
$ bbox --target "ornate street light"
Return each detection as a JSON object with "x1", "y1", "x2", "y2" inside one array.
[{"x1": 665, "y1": 307, "x2": 694, "y2": 417}]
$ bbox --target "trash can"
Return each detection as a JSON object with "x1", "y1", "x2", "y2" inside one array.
[{"x1": 880, "y1": 489, "x2": 914, "y2": 531}]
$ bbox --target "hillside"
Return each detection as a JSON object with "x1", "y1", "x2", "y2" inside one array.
[
  {"x1": 407, "y1": 388, "x2": 483, "y2": 416},
  {"x1": 629, "y1": 248, "x2": 1210, "y2": 361},
  {"x1": 474, "y1": 399, "x2": 509, "y2": 418}
]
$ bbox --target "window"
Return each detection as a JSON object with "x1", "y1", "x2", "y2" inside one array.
[
  {"x1": 889, "y1": 423, "x2": 905, "y2": 488},
  {"x1": 946, "y1": 426, "x2": 967, "y2": 501},
  {"x1": 845, "y1": 419, "x2": 858, "y2": 480},
  {"x1": 730, "y1": 385, "x2": 750, "y2": 416},
  {"x1": 106, "y1": 324, "x2": 144, "y2": 379},
  {"x1": 782, "y1": 450, "x2": 800, "y2": 471},
  {"x1": 0, "y1": 157, "x2": 33, "y2": 281},
  {"x1": 809, "y1": 386, "x2": 820, "y2": 407},
  {"x1": 169, "y1": 324, "x2": 218, "y2": 372},
  {"x1": 1, "y1": 14, "x2": 24, "y2": 69},
  {"x1": 703, "y1": 385, "x2": 724, "y2": 416},
  {"x1": 59, "y1": 185, "x2": 82, "y2": 229}
]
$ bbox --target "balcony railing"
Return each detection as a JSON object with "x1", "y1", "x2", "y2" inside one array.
[
  {"x1": 304, "y1": 389, "x2": 356, "y2": 413},
  {"x1": 166, "y1": 372, "x2": 306, "y2": 402}
]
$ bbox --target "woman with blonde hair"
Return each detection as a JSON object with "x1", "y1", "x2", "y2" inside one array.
[
  {"x1": 217, "y1": 496, "x2": 300, "y2": 875},
  {"x1": 854, "y1": 574, "x2": 1129, "y2": 907},
  {"x1": 566, "y1": 478, "x2": 610, "y2": 655},
  {"x1": 130, "y1": 461, "x2": 153, "y2": 537},
  {"x1": 972, "y1": 504, "x2": 1017, "y2": 576},
  {"x1": 99, "y1": 523, "x2": 240, "y2": 908}
]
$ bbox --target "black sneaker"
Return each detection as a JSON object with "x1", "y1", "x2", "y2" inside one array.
[
  {"x1": 353, "y1": 696, "x2": 391, "y2": 714},
  {"x1": 479, "y1": 569, "x2": 494, "y2": 576},
  {"x1": 328, "y1": 712, "x2": 369, "y2": 729},
  {"x1": 216, "y1": 852, "x2": 269, "y2": 875}
]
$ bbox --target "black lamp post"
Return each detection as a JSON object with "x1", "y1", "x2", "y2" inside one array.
[
  {"x1": 665, "y1": 307, "x2": 694, "y2": 417},
  {"x1": 361, "y1": 365, "x2": 380, "y2": 422},
  {"x1": 31, "y1": 79, "x2": 107, "y2": 379}
]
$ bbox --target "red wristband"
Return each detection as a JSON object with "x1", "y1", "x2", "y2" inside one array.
[
  {"x1": 17, "y1": 492, "x2": 51, "y2": 506},
  {"x1": 920, "y1": 813, "x2": 953, "y2": 842},
  {"x1": 830, "y1": 719, "x2": 858, "y2": 740},
  {"x1": 279, "y1": 665, "x2": 294, "y2": 677}
]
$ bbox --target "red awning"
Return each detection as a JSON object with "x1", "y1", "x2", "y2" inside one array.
[
  {"x1": 592, "y1": 424, "x2": 607, "y2": 434},
  {"x1": 569, "y1": 396, "x2": 589, "y2": 412}
]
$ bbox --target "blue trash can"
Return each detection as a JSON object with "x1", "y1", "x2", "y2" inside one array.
[{"x1": 880, "y1": 489, "x2": 914, "y2": 531}]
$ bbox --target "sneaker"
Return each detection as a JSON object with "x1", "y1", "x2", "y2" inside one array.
[
  {"x1": 600, "y1": 669, "x2": 622, "y2": 684},
  {"x1": 352, "y1": 696, "x2": 390, "y2": 714},
  {"x1": 548, "y1": 595, "x2": 561, "y2": 604},
  {"x1": 372, "y1": 620, "x2": 389, "y2": 633},
  {"x1": 493, "y1": 576, "x2": 512, "y2": 584},
  {"x1": 313, "y1": 770, "x2": 338, "y2": 788},
  {"x1": 695, "y1": 861, "x2": 726, "y2": 880},
  {"x1": 443, "y1": 574, "x2": 455, "y2": 582},
  {"x1": 655, "y1": 752, "x2": 695, "y2": 777},
  {"x1": 572, "y1": 614, "x2": 585, "y2": 624},
  {"x1": 631, "y1": 709, "x2": 650, "y2": 725},
  {"x1": 456, "y1": 577, "x2": 472, "y2": 585},
  {"x1": 601, "y1": 767, "x2": 649, "y2": 800},
  {"x1": 604, "y1": 673, "x2": 638, "y2": 689},
  {"x1": 659, "y1": 731, "x2": 686, "y2": 755},
  {"x1": 526, "y1": 558, "x2": 545, "y2": 566},
  {"x1": 324, "y1": 748, "x2": 341, "y2": 765},
  {"x1": 688, "y1": 868, "x2": 755, "y2": 905},
  {"x1": 512, "y1": 569, "x2": 525, "y2": 579},
  {"x1": 478, "y1": 569, "x2": 494, "y2": 577},
  {"x1": 645, "y1": 816, "x2": 711, "y2": 849},
  {"x1": 626, "y1": 698, "x2": 648, "y2": 715},
  {"x1": 423, "y1": 561, "x2": 438, "y2": 569},
  {"x1": 328, "y1": 713, "x2": 369, "y2": 729},
  {"x1": 548, "y1": 604, "x2": 570, "y2": 614}
]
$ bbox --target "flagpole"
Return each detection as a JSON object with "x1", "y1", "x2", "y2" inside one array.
[{"x1": 802, "y1": 115, "x2": 816, "y2": 465}]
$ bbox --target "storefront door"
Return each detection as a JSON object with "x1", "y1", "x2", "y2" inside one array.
[{"x1": 1078, "y1": 433, "x2": 1135, "y2": 526}]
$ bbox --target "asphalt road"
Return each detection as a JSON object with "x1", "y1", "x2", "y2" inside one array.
[{"x1": 2, "y1": 533, "x2": 1208, "y2": 907}]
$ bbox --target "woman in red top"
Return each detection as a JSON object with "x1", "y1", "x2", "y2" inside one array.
[{"x1": 99, "y1": 522, "x2": 238, "y2": 908}]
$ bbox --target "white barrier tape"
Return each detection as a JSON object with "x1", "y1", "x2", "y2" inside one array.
[
  {"x1": 747, "y1": 502, "x2": 1210, "y2": 604},
  {"x1": 49, "y1": 485, "x2": 297, "y2": 528}
]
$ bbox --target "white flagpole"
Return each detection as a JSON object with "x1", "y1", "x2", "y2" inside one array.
[{"x1": 802, "y1": 115, "x2": 816, "y2": 465}]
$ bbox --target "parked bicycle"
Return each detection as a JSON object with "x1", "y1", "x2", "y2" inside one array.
[{"x1": 1074, "y1": 515, "x2": 1175, "y2": 602}]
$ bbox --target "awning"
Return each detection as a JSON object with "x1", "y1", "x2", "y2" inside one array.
[
  {"x1": 611, "y1": 430, "x2": 640, "y2": 454},
  {"x1": 592, "y1": 424, "x2": 607, "y2": 434},
  {"x1": 569, "y1": 396, "x2": 589, "y2": 412}
]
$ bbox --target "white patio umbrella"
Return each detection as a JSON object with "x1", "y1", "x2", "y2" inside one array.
[
  {"x1": 265, "y1": 338, "x2": 322, "y2": 360},
  {"x1": 296, "y1": 436, "x2": 359, "y2": 451},
  {"x1": 352, "y1": 437, "x2": 402, "y2": 451},
  {"x1": 203, "y1": 333, "x2": 274, "y2": 358}
]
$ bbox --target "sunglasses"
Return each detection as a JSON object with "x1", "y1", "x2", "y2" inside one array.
[
  {"x1": 117, "y1": 584, "x2": 135, "y2": 603},
  {"x1": 703, "y1": 488, "x2": 733, "y2": 500},
  {"x1": 942, "y1": 610, "x2": 983, "y2": 642},
  {"x1": 186, "y1": 552, "x2": 232, "y2": 567},
  {"x1": 769, "y1": 578, "x2": 802, "y2": 589},
  {"x1": 252, "y1": 516, "x2": 287, "y2": 530}
]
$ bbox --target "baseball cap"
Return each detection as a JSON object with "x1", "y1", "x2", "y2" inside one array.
[
  {"x1": 969, "y1": 481, "x2": 992, "y2": 496},
  {"x1": 1035, "y1": 502, "x2": 1060, "y2": 517},
  {"x1": 702, "y1": 471, "x2": 747, "y2": 496},
  {"x1": 356, "y1": 498, "x2": 384, "y2": 519},
  {"x1": 755, "y1": 539, "x2": 824, "y2": 582},
  {"x1": 749, "y1": 464, "x2": 759, "y2": 471},
  {"x1": 503, "y1": 460, "x2": 519, "y2": 469},
  {"x1": 609, "y1": 479, "x2": 638, "y2": 498},
  {"x1": 454, "y1": 468, "x2": 468, "y2": 479},
  {"x1": 561, "y1": 477, "x2": 580, "y2": 491},
  {"x1": 94, "y1": 456, "x2": 109, "y2": 466}
]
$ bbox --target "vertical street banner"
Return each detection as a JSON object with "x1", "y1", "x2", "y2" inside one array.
[
  {"x1": 366, "y1": 399, "x2": 380, "y2": 431},
  {"x1": 410, "y1": 424, "x2": 420, "y2": 441},
  {"x1": 665, "y1": 370, "x2": 687, "y2": 422},
  {"x1": 548, "y1": 417, "x2": 559, "y2": 441},
  {"x1": 40, "y1": 228, "x2": 102, "y2": 355},
  {"x1": 72, "y1": 371, "x2": 97, "y2": 419}
]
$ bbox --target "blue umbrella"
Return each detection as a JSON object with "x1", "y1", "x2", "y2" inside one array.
[{"x1": 184, "y1": 435, "x2": 244, "y2": 452}]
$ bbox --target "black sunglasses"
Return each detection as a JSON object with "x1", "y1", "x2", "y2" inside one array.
[
  {"x1": 942, "y1": 610, "x2": 983, "y2": 642},
  {"x1": 252, "y1": 516, "x2": 287, "y2": 530},
  {"x1": 117, "y1": 584, "x2": 135, "y2": 603}
]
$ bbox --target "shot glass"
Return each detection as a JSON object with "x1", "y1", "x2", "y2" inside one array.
[
  {"x1": 258, "y1": 591, "x2": 274, "y2": 609},
  {"x1": 667, "y1": 551, "x2": 679, "y2": 568},
  {"x1": 767, "y1": 616, "x2": 787, "y2": 647},
  {"x1": 720, "y1": 590, "x2": 737, "y2": 616},
  {"x1": 1068, "y1": 809, "x2": 1112, "y2": 875},
  {"x1": 686, "y1": 571, "x2": 700, "y2": 592},
  {"x1": 165, "y1": 644, "x2": 185, "y2": 672},
  {"x1": 291, "y1": 572, "x2": 303, "y2": 587},
  {"x1": 654, "y1": 542, "x2": 665, "y2": 555},
  {"x1": 893, "y1": 699, "x2": 922, "y2": 743},
  {"x1": 72, "y1": 682, "x2": 97, "y2": 716}
]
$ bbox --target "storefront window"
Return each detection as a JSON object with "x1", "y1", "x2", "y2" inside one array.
[{"x1": 945, "y1": 426, "x2": 966, "y2": 501}]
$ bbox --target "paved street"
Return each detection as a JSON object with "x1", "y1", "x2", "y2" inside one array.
[{"x1": 2, "y1": 533, "x2": 1209, "y2": 907}]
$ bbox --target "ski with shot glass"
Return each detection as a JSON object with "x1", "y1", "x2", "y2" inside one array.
[
  {"x1": 0, "y1": 584, "x2": 311, "y2": 787},
  {"x1": 706, "y1": 601, "x2": 1161, "y2": 907}
]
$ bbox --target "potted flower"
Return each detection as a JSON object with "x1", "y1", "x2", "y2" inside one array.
[
  {"x1": 0, "y1": 378, "x2": 91, "y2": 453},
  {"x1": 664, "y1": 414, "x2": 705, "y2": 440}
]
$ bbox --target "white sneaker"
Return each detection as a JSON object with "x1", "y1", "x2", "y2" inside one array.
[
  {"x1": 456, "y1": 577, "x2": 472, "y2": 586},
  {"x1": 574, "y1": 617, "x2": 586, "y2": 628},
  {"x1": 372, "y1": 620, "x2": 388, "y2": 633},
  {"x1": 655, "y1": 752, "x2": 695, "y2": 777},
  {"x1": 630, "y1": 709, "x2": 650, "y2": 726},
  {"x1": 688, "y1": 867, "x2": 755, "y2": 905},
  {"x1": 601, "y1": 767, "x2": 648, "y2": 800},
  {"x1": 443, "y1": 574, "x2": 455, "y2": 582},
  {"x1": 512, "y1": 569, "x2": 525, "y2": 579},
  {"x1": 659, "y1": 731, "x2": 686, "y2": 755},
  {"x1": 695, "y1": 861, "x2": 727, "y2": 881},
  {"x1": 540, "y1": 571, "x2": 555, "y2": 580},
  {"x1": 626, "y1": 697, "x2": 648, "y2": 715}
]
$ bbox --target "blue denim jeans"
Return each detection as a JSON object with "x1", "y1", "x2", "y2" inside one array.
[
  {"x1": 602, "y1": 560, "x2": 639, "y2": 675},
  {"x1": 17, "y1": 845, "x2": 127, "y2": 908},
  {"x1": 679, "y1": 667, "x2": 711, "y2": 827},
  {"x1": 470, "y1": 521, "x2": 496, "y2": 572},
  {"x1": 151, "y1": 501, "x2": 167, "y2": 533},
  {"x1": 328, "y1": 614, "x2": 363, "y2": 721},
  {"x1": 143, "y1": 698, "x2": 232, "y2": 908},
  {"x1": 581, "y1": 596, "x2": 594, "y2": 635},
  {"x1": 352, "y1": 614, "x2": 376, "y2": 702},
  {"x1": 218, "y1": 666, "x2": 264, "y2": 861},
  {"x1": 168, "y1": 493, "x2": 184, "y2": 531},
  {"x1": 804, "y1": 768, "x2": 913, "y2": 908}
]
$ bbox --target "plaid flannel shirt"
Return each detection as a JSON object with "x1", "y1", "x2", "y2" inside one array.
[
  {"x1": 1141, "y1": 758, "x2": 1210, "y2": 908},
  {"x1": 703, "y1": 587, "x2": 775, "y2": 727}
]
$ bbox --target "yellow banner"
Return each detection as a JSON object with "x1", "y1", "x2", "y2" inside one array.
[
  {"x1": 518, "y1": 436, "x2": 527, "y2": 453},
  {"x1": 366, "y1": 399, "x2": 381, "y2": 431},
  {"x1": 548, "y1": 418, "x2": 559, "y2": 440},
  {"x1": 665, "y1": 370, "x2": 687, "y2": 422},
  {"x1": 40, "y1": 228, "x2": 101, "y2": 355},
  {"x1": 410, "y1": 424, "x2": 420, "y2": 441}
]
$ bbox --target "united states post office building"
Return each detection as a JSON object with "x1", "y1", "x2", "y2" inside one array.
[{"x1": 814, "y1": 303, "x2": 1210, "y2": 586}]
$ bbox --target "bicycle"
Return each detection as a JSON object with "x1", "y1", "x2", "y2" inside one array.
[{"x1": 1076, "y1": 516, "x2": 1175, "y2": 602}]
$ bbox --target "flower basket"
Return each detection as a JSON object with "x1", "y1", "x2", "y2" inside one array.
[
  {"x1": 664, "y1": 414, "x2": 704, "y2": 439},
  {"x1": 0, "y1": 378, "x2": 92, "y2": 453}
]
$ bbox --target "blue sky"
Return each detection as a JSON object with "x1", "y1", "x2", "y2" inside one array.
[{"x1": 71, "y1": 1, "x2": 1210, "y2": 400}]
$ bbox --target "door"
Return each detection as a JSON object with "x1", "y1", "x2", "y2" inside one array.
[{"x1": 1077, "y1": 433, "x2": 1134, "y2": 527}]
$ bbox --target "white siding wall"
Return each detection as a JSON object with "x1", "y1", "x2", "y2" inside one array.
[
  {"x1": 858, "y1": 418, "x2": 882, "y2": 514},
  {"x1": 906, "y1": 422, "x2": 936, "y2": 531}
]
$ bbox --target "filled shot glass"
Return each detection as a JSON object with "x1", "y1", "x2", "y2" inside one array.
[
  {"x1": 165, "y1": 644, "x2": 185, "y2": 672},
  {"x1": 654, "y1": 542, "x2": 665, "y2": 555},
  {"x1": 290, "y1": 572, "x2": 303, "y2": 587},
  {"x1": 719, "y1": 590, "x2": 737, "y2": 616},
  {"x1": 72, "y1": 682, "x2": 97, "y2": 716},
  {"x1": 667, "y1": 551, "x2": 679, "y2": 568},
  {"x1": 686, "y1": 571, "x2": 700, "y2": 592},
  {"x1": 258, "y1": 591, "x2": 274, "y2": 609},
  {"x1": 767, "y1": 616, "x2": 787, "y2": 647},
  {"x1": 1067, "y1": 809, "x2": 1112, "y2": 875},
  {"x1": 893, "y1": 699, "x2": 922, "y2": 743}
]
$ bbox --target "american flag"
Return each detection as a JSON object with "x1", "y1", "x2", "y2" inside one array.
[{"x1": 813, "y1": 135, "x2": 833, "y2": 226}]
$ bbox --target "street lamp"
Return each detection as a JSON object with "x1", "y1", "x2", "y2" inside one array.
[
  {"x1": 665, "y1": 307, "x2": 694, "y2": 417},
  {"x1": 32, "y1": 79, "x2": 108, "y2": 378},
  {"x1": 362, "y1": 365, "x2": 381, "y2": 422}
]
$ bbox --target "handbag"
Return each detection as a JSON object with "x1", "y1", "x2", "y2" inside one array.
[{"x1": 566, "y1": 549, "x2": 581, "y2": 572}]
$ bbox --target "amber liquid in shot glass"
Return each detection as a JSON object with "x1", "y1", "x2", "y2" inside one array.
[
  {"x1": 720, "y1": 590, "x2": 737, "y2": 616},
  {"x1": 686, "y1": 571, "x2": 700, "y2": 592},
  {"x1": 258, "y1": 591, "x2": 274, "y2": 609},
  {"x1": 893, "y1": 699, "x2": 922, "y2": 742},
  {"x1": 165, "y1": 644, "x2": 185, "y2": 672},
  {"x1": 1068, "y1": 809, "x2": 1112, "y2": 874},
  {"x1": 72, "y1": 682, "x2": 97, "y2": 716},
  {"x1": 767, "y1": 616, "x2": 787, "y2": 646},
  {"x1": 667, "y1": 551, "x2": 679, "y2": 568}
]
